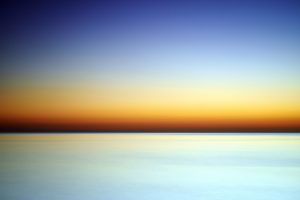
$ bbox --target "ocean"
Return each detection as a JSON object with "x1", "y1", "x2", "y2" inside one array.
[{"x1": 0, "y1": 133, "x2": 299, "y2": 200}]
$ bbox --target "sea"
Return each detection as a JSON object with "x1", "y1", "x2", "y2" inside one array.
[{"x1": 0, "y1": 133, "x2": 299, "y2": 200}]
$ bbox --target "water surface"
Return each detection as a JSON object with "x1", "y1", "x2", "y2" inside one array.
[{"x1": 0, "y1": 133, "x2": 299, "y2": 200}]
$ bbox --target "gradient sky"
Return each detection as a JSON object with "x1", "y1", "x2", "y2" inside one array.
[{"x1": 1, "y1": 0, "x2": 300, "y2": 131}]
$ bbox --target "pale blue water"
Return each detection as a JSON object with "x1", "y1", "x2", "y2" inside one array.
[{"x1": 0, "y1": 133, "x2": 299, "y2": 200}]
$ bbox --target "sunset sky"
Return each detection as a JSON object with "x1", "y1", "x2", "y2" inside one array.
[{"x1": 1, "y1": 1, "x2": 300, "y2": 132}]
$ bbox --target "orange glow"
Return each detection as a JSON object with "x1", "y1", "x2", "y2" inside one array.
[{"x1": 1, "y1": 83, "x2": 299, "y2": 132}]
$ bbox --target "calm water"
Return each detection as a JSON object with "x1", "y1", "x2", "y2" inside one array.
[{"x1": 0, "y1": 133, "x2": 299, "y2": 200}]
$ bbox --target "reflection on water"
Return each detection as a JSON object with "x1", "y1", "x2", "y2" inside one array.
[{"x1": 0, "y1": 133, "x2": 299, "y2": 200}]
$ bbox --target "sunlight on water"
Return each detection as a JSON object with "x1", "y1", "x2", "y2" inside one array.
[{"x1": 0, "y1": 133, "x2": 299, "y2": 200}]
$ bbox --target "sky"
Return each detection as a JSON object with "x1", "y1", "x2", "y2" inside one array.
[{"x1": 1, "y1": 0, "x2": 300, "y2": 132}]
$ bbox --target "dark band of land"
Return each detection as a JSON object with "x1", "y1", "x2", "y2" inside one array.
[{"x1": 1, "y1": 123, "x2": 299, "y2": 133}]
